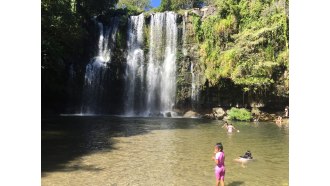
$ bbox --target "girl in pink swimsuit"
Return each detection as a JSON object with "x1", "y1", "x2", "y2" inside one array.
[{"x1": 212, "y1": 143, "x2": 225, "y2": 186}]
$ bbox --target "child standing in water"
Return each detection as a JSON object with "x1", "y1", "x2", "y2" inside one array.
[
  {"x1": 226, "y1": 123, "x2": 239, "y2": 133},
  {"x1": 212, "y1": 143, "x2": 225, "y2": 186}
]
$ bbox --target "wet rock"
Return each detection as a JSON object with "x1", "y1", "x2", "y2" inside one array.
[
  {"x1": 202, "y1": 113, "x2": 214, "y2": 119},
  {"x1": 165, "y1": 112, "x2": 172, "y2": 117}
]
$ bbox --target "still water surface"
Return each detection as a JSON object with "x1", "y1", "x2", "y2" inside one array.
[{"x1": 42, "y1": 116, "x2": 288, "y2": 186}]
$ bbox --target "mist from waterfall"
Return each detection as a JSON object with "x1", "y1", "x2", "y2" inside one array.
[{"x1": 81, "y1": 17, "x2": 119, "y2": 114}]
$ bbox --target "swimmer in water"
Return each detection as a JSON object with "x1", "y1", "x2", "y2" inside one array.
[
  {"x1": 240, "y1": 150, "x2": 253, "y2": 159},
  {"x1": 226, "y1": 123, "x2": 239, "y2": 133},
  {"x1": 275, "y1": 116, "x2": 282, "y2": 125},
  {"x1": 234, "y1": 150, "x2": 253, "y2": 168},
  {"x1": 221, "y1": 121, "x2": 229, "y2": 129}
]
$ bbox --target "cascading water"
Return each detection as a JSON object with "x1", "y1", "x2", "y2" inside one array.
[
  {"x1": 146, "y1": 12, "x2": 178, "y2": 116},
  {"x1": 182, "y1": 11, "x2": 188, "y2": 56},
  {"x1": 124, "y1": 14, "x2": 145, "y2": 116},
  {"x1": 145, "y1": 13, "x2": 164, "y2": 115},
  {"x1": 124, "y1": 12, "x2": 178, "y2": 117},
  {"x1": 159, "y1": 12, "x2": 178, "y2": 114},
  {"x1": 81, "y1": 17, "x2": 119, "y2": 114},
  {"x1": 191, "y1": 62, "x2": 196, "y2": 102},
  {"x1": 190, "y1": 61, "x2": 200, "y2": 110}
]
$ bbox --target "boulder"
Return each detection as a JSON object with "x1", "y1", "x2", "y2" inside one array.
[
  {"x1": 183, "y1": 110, "x2": 200, "y2": 118},
  {"x1": 223, "y1": 116, "x2": 230, "y2": 121},
  {"x1": 191, "y1": 8, "x2": 202, "y2": 16},
  {"x1": 200, "y1": 5, "x2": 217, "y2": 19},
  {"x1": 212, "y1": 107, "x2": 226, "y2": 120},
  {"x1": 165, "y1": 112, "x2": 172, "y2": 117},
  {"x1": 202, "y1": 113, "x2": 215, "y2": 119},
  {"x1": 258, "y1": 112, "x2": 276, "y2": 121}
]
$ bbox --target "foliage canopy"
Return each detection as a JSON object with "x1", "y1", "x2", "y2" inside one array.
[
  {"x1": 191, "y1": 0, "x2": 289, "y2": 97},
  {"x1": 227, "y1": 107, "x2": 252, "y2": 121}
]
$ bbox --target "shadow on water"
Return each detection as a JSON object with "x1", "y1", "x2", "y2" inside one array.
[
  {"x1": 227, "y1": 181, "x2": 245, "y2": 186},
  {"x1": 42, "y1": 115, "x2": 213, "y2": 176}
]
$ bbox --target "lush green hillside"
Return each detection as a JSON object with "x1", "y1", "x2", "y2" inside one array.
[
  {"x1": 41, "y1": 0, "x2": 289, "y2": 114},
  {"x1": 191, "y1": 0, "x2": 289, "y2": 100}
]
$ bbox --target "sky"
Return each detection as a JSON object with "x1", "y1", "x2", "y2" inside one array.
[{"x1": 151, "y1": 0, "x2": 161, "y2": 8}]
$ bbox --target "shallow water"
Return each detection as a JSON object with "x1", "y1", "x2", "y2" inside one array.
[{"x1": 42, "y1": 116, "x2": 288, "y2": 186}]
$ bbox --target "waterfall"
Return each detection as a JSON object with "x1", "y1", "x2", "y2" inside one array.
[
  {"x1": 124, "y1": 14, "x2": 145, "y2": 116},
  {"x1": 146, "y1": 12, "x2": 178, "y2": 116},
  {"x1": 146, "y1": 13, "x2": 164, "y2": 115},
  {"x1": 191, "y1": 62, "x2": 196, "y2": 101},
  {"x1": 182, "y1": 11, "x2": 188, "y2": 56},
  {"x1": 160, "y1": 12, "x2": 178, "y2": 113},
  {"x1": 81, "y1": 17, "x2": 119, "y2": 114},
  {"x1": 190, "y1": 62, "x2": 200, "y2": 109},
  {"x1": 124, "y1": 12, "x2": 178, "y2": 117}
]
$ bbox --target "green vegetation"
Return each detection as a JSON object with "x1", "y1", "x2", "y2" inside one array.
[
  {"x1": 191, "y1": 0, "x2": 289, "y2": 99},
  {"x1": 42, "y1": 0, "x2": 289, "y2": 113},
  {"x1": 227, "y1": 107, "x2": 252, "y2": 121},
  {"x1": 41, "y1": 0, "x2": 120, "y2": 72},
  {"x1": 117, "y1": 0, "x2": 151, "y2": 12},
  {"x1": 159, "y1": 0, "x2": 203, "y2": 11},
  {"x1": 41, "y1": 0, "x2": 122, "y2": 113}
]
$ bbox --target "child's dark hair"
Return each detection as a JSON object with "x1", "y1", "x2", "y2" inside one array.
[{"x1": 216, "y1": 143, "x2": 223, "y2": 151}]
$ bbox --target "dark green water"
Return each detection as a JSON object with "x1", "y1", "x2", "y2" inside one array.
[{"x1": 42, "y1": 116, "x2": 288, "y2": 186}]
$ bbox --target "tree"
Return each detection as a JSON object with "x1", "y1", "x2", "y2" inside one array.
[
  {"x1": 117, "y1": 0, "x2": 151, "y2": 11},
  {"x1": 42, "y1": 0, "x2": 119, "y2": 113},
  {"x1": 191, "y1": 0, "x2": 289, "y2": 99},
  {"x1": 160, "y1": 0, "x2": 203, "y2": 11},
  {"x1": 160, "y1": 0, "x2": 172, "y2": 11},
  {"x1": 76, "y1": 0, "x2": 118, "y2": 17}
]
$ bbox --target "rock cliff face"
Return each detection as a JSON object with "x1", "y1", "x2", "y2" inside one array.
[
  {"x1": 63, "y1": 6, "x2": 287, "y2": 115},
  {"x1": 66, "y1": 9, "x2": 211, "y2": 115},
  {"x1": 175, "y1": 10, "x2": 206, "y2": 111}
]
